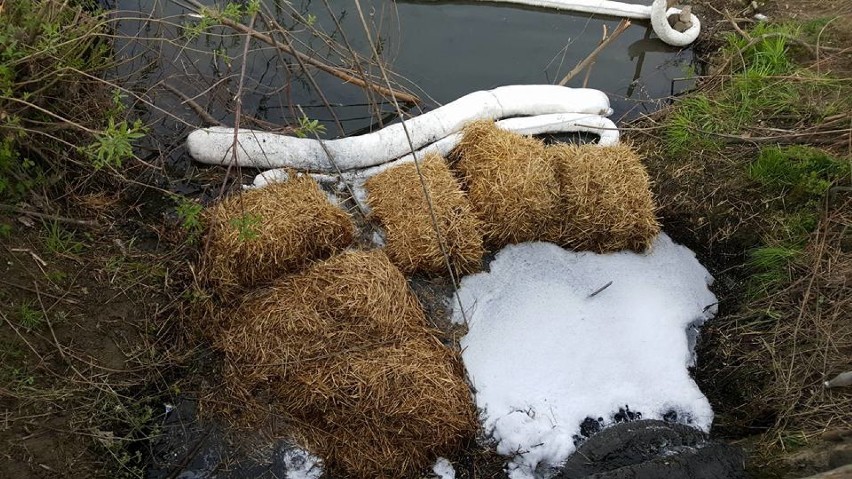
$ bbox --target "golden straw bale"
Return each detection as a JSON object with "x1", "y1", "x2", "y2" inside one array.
[
  {"x1": 201, "y1": 175, "x2": 355, "y2": 291},
  {"x1": 272, "y1": 338, "x2": 474, "y2": 479},
  {"x1": 548, "y1": 143, "x2": 660, "y2": 253},
  {"x1": 216, "y1": 250, "x2": 425, "y2": 363},
  {"x1": 366, "y1": 153, "x2": 484, "y2": 275},
  {"x1": 216, "y1": 250, "x2": 476, "y2": 478},
  {"x1": 454, "y1": 120, "x2": 560, "y2": 247}
]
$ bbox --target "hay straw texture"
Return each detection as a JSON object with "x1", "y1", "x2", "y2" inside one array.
[
  {"x1": 548, "y1": 143, "x2": 660, "y2": 253},
  {"x1": 202, "y1": 175, "x2": 355, "y2": 290},
  {"x1": 216, "y1": 250, "x2": 476, "y2": 479},
  {"x1": 365, "y1": 153, "x2": 484, "y2": 275},
  {"x1": 455, "y1": 120, "x2": 560, "y2": 247}
]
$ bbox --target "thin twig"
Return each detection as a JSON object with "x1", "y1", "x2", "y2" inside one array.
[
  {"x1": 583, "y1": 24, "x2": 608, "y2": 88},
  {"x1": 0, "y1": 278, "x2": 79, "y2": 304},
  {"x1": 0, "y1": 204, "x2": 97, "y2": 226},
  {"x1": 588, "y1": 281, "x2": 613, "y2": 298},
  {"x1": 559, "y1": 20, "x2": 631, "y2": 86},
  {"x1": 161, "y1": 82, "x2": 223, "y2": 126}
]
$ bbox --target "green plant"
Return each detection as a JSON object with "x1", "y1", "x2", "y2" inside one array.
[
  {"x1": 749, "y1": 146, "x2": 850, "y2": 197},
  {"x1": 175, "y1": 197, "x2": 204, "y2": 242},
  {"x1": 45, "y1": 270, "x2": 69, "y2": 283},
  {"x1": 772, "y1": 210, "x2": 819, "y2": 246},
  {"x1": 779, "y1": 432, "x2": 809, "y2": 452},
  {"x1": 43, "y1": 221, "x2": 86, "y2": 255},
  {"x1": 664, "y1": 23, "x2": 849, "y2": 158},
  {"x1": 724, "y1": 23, "x2": 797, "y2": 77},
  {"x1": 184, "y1": 9, "x2": 215, "y2": 39},
  {"x1": 664, "y1": 94, "x2": 723, "y2": 155},
  {"x1": 294, "y1": 115, "x2": 327, "y2": 138},
  {"x1": 0, "y1": 339, "x2": 29, "y2": 385},
  {"x1": 747, "y1": 245, "x2": 800, "y2": 296},
  {"x1": 229, "y1": 213, "x2": 262, "y2": 241},
  {"x1": 84, "y1": 118, "x2": 146, "y2": 170},
  {"x1": 1, "y1": 0, "x2": 119, "y2": 198},
  {"x1": 92, "y1": 394, "x2": 159, "y2": 479},
  {"x1": 18, "y1": 302, "x2": 45, "y2": 330}
]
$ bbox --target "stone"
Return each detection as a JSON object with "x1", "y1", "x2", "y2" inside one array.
[{"x1": 555, "y1": 420, "x2": 746, "y2": 479}]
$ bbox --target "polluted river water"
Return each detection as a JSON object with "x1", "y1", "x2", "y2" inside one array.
[{"x1": 112, "y1": 0, "x2": 695, "y2": 166}]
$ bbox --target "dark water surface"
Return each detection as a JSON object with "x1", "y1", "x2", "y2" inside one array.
[{"x1": 112, "y1": 0, "x2": 694, "y2": 168}]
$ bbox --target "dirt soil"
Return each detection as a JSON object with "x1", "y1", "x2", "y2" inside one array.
[{"x1": 0, "y1": 190, "x2": 189, "y2": 478}]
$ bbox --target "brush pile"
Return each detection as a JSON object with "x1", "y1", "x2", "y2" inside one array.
[
  {"x1": 455, "y1": 120, "x2": 560, "y2": 247},
  {"x1": 215, "y1": 250, "x2": 476, "y2": 478},
  {"x1": 549, "y1": 143, "x2": 660, "y2": 253},
  {"x1": 366, "y1": 154, "x2": 484, "y2": 275},
  {"x1": 201, "y1": 175, "x2": 355, "y2": 291}
]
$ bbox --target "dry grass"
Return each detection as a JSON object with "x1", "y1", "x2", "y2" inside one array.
[
  {"x1": 454, "y1": 120, "x2": 560, "y2": 247},
  {"x1": 366, "y1": 153, "x2": 484, "y2": 275},
  {"x1": 548, "y1": 143, "x2": 660, "y2": 253},
  {"x1": 714, "y1": 199, "x2": 852, "y2": 442},
  {"x1": 214, "y1": 250, "x2": 476, "y2": 478},
  {"x1": 201, "y1": 176, "x2": 355, "y2": 291}
]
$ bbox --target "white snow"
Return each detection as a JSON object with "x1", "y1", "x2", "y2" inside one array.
[
  {"x1": 451, "y1": 234, "x2": 717, "y2": 479},
  {"x1": 281, "y1": 447, "x2": 323, "y2": 479},
  {"x1": 432, "y1": 457, "x2": 456, "y2": 479}
]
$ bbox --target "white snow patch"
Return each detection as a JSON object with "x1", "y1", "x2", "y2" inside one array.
[
  {"x1": 452, "y1": 234, "x2": 717, "y2": 478},
  {"x1": 432, "y1": 457, "x2": 456, "y2": 479},
  {"x1": 281, "y1": 447, "x2": 323, "y2": 479}
]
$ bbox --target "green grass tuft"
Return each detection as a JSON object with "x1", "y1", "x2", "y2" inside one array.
[
  {"x1": 43, "y1": 221, "x2": 86, "y2": 255},
  {"x1": 17, "y1": 302, "x2": 45, "y2": 330},
  {"x1": 663, "y1": 22, "x2": 851, "y2": 158},
  {"x1": 750, "y1": 146, "x2": 850, "y2": 197},
  {"x1": 747, "y1": 245, "x2": 800, "y2": 296},
  {"x1": 724, "y1": 23, "x2": 798, "y2": 77}
]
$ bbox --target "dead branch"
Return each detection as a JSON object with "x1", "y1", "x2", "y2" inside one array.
[
  {"x1": 0, "y1": 204, "x2": 97, "y2": 226},
  {"x1": 161, "y1": 83, "x2": 223, "y2": 127},
  {"x1": 559, "y1": 20, "x2": 631, "y2": 86}
]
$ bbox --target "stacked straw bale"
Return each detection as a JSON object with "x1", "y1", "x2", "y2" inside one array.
[
  {"x1": 548, "y1": 143, "x2": 660, "y2": 252},
  {"x1": 366, "y1": 153, "x2": 484, "y2": 275},
  {"x1": 201, "y1": 175, "x2": 355, "y2": 291},
  {"x1": 454, "y1": 120, "x2": 560, "y2": 247},
  {"x1": 453, "y1": 120, "x2": 659, "y2": 253},
  {"x1": 216, "y1": 250, "x2": 476, "y2": 479}
]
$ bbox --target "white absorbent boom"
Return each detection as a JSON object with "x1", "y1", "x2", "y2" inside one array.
[
  {"x1": 485, "y1": 0, "x2": 700, "y2": 47},
  {"x1": 186, "y1": 85, "x2": 615, "y2": 172}
]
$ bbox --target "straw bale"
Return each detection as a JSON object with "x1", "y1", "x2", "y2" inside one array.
[
  {"x1": 454, "y1": 120, "x2": 561, "y2": 247},
  {"x1": 548, "y1": 143, "x2": 660, "y2": 253},
  {"x1": 217, "y1": 250, "x2": 476, "y2": 478},
  {"x1": 366, "y1": 153, "x2": 484, "y2": 275},
  {"x1": 202, "y1": 175, "x2": 355, "y2": 291}
]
